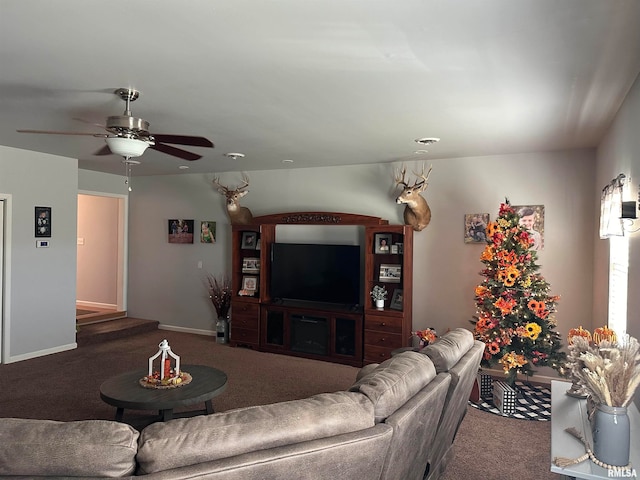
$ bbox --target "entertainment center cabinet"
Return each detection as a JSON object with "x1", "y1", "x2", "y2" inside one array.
[{"x1": 230, "y1": 212, "x2": 413, "y2": 367}]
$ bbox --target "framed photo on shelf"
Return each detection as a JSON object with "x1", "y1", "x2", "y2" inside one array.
[
  {"x1": 242, "y1": 257, "x2": 260, "y2": 273},
  {"x1": 389, "y1": 289, "x2": 403, "y2": 310},
  {"x1": 374, "y1": 233, "x2": 392, "y2": 254},
  {"x1": 241, "y1": 231, "x2": 258, "y2": 249},
  {"x1": 242, "y1": 275, "x2": 258, "y2": 295},
  {"x1": 35, "y1": 206, "x2": 52, "y2": 237},
  {"x1": 396, "y1": 242, "x2": 403, "y2": 254},
  {"x1": 379, "y1": 263, "x2": 402, "y2": 283}
]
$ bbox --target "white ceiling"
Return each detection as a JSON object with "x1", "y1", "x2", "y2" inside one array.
[{"x1": 1, "y1": 0, "x2": 639, "y2": 176}]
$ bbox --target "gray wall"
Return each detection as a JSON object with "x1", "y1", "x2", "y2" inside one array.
[
  {"x1": 127, "y1": 150, "x2": 596, "y2": 384},
  {"x1": 0, "y1": 146, "x2": 78, "y2": 362},
  {"x1": 595, "y1": 73, "x2": 640, "y2": 407}
]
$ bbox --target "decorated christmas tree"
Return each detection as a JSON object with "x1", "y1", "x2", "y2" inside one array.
[{"x1": 471, "y1": 200, "x2": 566, "y2": 386}]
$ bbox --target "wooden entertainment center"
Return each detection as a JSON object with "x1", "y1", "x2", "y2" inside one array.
[{"x1": 229, "y1": 212, "x2": 413, "y2": 367}]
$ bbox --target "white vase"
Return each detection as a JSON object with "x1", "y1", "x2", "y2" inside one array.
[{"x1": 375, "y1": 299, "x2": 384, "y2": 310}]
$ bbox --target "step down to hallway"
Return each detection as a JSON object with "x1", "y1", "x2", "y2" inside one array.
[{"x1": 77, "y1": 317, "x2": 159, "y2": 347}]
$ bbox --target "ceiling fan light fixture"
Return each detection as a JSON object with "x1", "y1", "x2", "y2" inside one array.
[
  {"x1": 414, "y1": 137, "x2": 440, "y2": 146},
  {"x1": 106, "y1": 137, "x2": 149, "y2": 158},
  {"x1": 224, "y1": 152, "x2": 245, "y2": 160}
]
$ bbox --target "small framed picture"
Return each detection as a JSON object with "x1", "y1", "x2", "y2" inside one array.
[
  {"x1": 242, "y1": 257, "x2": 260, "y2": 273},
  {"x1": 464, "y1": 213, "x2": 489, "y2": 244},
  {"x1": 379, "y1": 263, "x2": 402, "y2": 283},
  {"x1": 168, "y1": 219, "x2": 194, "y2": 244},
  {"x1": 390, "y1": 289, "x2": 403, "y2": 310},
  {"x1": 390, "y1": 244, "x2": 398, "y2": 254},
  {"x1": 242, "y1": 275, "x2": 259, "y2": 292},
  {"x1": 200, "y1": 221, "x2": 216, "y2": 243},
  {"x1": 374, "y1": 233, "x2": 392, "y2": 254},
  {"x1": 35, "y1": 206, "x2": 52, "y2": 237},
  {"x1": 396, "y1": 242, "x2": 403, "y2": 254},
  {"x1": 241, "y1": 231, "x2": 258, "y2": 249}
]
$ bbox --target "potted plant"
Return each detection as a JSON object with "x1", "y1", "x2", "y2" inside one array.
[{"x1": 370, "y1": 285, "x2": 387, "y2": 310}]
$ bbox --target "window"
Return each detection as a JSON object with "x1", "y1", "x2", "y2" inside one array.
[{"x1": 608, "y1": 235, "x2": 629, "y2": 337}]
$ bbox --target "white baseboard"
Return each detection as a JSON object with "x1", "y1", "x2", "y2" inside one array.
[
  {"x1": 6, "y1": 342, "x2": 77, "y2": 364},
  {"x1": 158, "y1": 324, "x2": 216, "y2": 337},
  {"x1": 76, "y1": 301, "x2": 117, "y2": 310}
]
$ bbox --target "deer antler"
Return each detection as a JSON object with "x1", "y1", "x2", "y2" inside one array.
[
  {"x1": 212, "y1": 176, "x2": 229, "y2": 194},
  {"x1": 237, "y1": 172, "x2": 250, "y2": 191},
  {"x1": 394, "y1": 165, "x2": 409, "y2": 187},
  {"x1": 413, "y1": 163, "x2": 433, "y2": 189}
]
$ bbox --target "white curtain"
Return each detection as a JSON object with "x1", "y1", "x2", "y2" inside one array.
[{"x1": 599, "y1": 174, "x2": 625, "y2": 239}]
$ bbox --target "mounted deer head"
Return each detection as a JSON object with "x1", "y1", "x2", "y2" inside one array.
[
  {"x1": 394, "y1": 163, "x2": 433, "y2": 232},
  {"x1": 213, "y1": 173, "x2": 254, "y2": 225}
]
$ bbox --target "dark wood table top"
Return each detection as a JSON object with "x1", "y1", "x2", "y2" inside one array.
[{"x1": 100, "y1": 364, "x2": 227, "y2": 412}]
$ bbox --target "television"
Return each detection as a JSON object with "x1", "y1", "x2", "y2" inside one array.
[{"x1": 270, "y1": 243, "x2": 361, "y2": 307}]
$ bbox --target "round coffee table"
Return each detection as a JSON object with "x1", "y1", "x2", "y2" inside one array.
[{"x1": 100, "y1": 364, "x2": 227, "y2": 423}]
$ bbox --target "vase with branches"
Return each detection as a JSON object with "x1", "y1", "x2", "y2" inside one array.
[{"x1": 206, "y1": 273, "x2": 232, "y2": 320}]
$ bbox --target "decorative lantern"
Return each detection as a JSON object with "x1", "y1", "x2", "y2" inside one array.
[{"x1": 148, "y1": 339, "x2": 181, "y2": 380}]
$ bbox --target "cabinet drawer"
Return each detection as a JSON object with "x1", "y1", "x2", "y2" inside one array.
[
  {"x1": 233, "y1": 314, "x2": 259, "y2": 331},
  {"x1": 364, "y1": 314, "x2": 403, "y2": 334},
  {"x1": 363, "y1": 345, "x2": 394, "y2": 363},
  {"x1": 232, "y1": 301, "x2": 260, "y2": 316},
  {"x1": 364, "y1": 331, "x2": 403, "y2": 349},
  {"x1": 231, "y1": 326, "x2": 259, "y2": 345}
]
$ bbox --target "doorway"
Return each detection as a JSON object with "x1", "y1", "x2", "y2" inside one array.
[{"x1": 76, "y1": 192, "x2": 128, "y2": 323}]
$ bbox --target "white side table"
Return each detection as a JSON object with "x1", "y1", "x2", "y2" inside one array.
[{"x1": 550, "y1": 380, "x2": 639, "y2": 479}]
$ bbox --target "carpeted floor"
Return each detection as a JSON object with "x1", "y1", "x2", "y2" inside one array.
[{"x1": 0, "y1": 329, "x2": 556, "y2": 479}]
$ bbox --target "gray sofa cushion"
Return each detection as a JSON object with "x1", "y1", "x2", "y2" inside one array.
[
  {"x1": 349, "y1": 351, "x2": 436, "y2": 422},
  {"x1": 421, "y1": 327, "x2": 475, "y2": 373},
  {"x1": 136, "y1": 391, "x2": 374, "y2": 474},
  {"x1": 0, "y1": 418, "x2": 139, "y2": 477}
]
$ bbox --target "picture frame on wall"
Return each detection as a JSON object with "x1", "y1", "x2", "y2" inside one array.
[
  {"x1": 168, "y1": 219, "x2": 194, "y2": 244},
  {"x1": 389, "y1": 289, "x2": 403, "y2": 310},
  {"x1": 35, "y1": 206, "x2": 52, "y2": 238},
  {"x1": 374, "y1": 233, "x2": 392, "y2": 254},
  {"x1": 200, "y1": 221, "x2": 216, "y2": 243},
  {"x1": 512, "y1": 204, "x2": 545, "y2": 251},
  {"x1": 464, "y1": 213, "x2": 489, "y2": 244},
  {"x1": 379, "y1": 263, "x2": 402, "y2": 283},
  {"x1": 241, "y1": 231, "x2": 258, "y2": 249}
]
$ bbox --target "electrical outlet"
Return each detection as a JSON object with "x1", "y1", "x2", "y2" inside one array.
[{"x1": 197, "y1": 261, "x2": 203, "y2": 269}]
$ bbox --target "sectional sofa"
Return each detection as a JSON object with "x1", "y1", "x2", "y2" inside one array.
[{"x1": 0, "y1": 328, "x2": 484, "y2": 479}]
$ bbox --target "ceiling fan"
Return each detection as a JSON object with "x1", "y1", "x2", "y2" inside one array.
[{"x1": 17, "y1": 88, "x2": 214, "y2": 161}]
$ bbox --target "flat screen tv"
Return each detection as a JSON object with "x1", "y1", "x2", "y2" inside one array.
[{"x1": 270, "y1": 243, "x2": 361, "y2": 307}]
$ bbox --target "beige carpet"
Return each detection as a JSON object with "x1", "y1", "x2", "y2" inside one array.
[{"x1": 0, "y1": 329, "x2": 555, "y2": 479}]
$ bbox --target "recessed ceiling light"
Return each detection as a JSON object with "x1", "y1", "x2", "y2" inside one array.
[
  {"x1": 414, "y1": 137, "x2": 440, "y2": 145},
  {"x1": 282, "y1": 159, "x2": 294, "y2": 164},
  {"x1": 178, "y1": 165, "x2": 190, "y2": 170},
  {"x1": 224, "y1": 152, "x2": 245, "y2": 160},
  {"x1": 414, "y1": 150, "x2": 429, "y2": 154}
]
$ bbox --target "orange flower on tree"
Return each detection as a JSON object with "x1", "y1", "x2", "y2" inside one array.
[
  {"x1": 488, "y1": 342, "x2": 501, "y2": 355},
  {"x1": 475, "y1": 285, "x2": 489, "y2": 298},
  {"x1": 497, "y1": 250, "x2": 517, "y2": 267},
  {"x1": 480, "y1": 246, "x2": 494, "y2": 261},
  {"x1": 494, "y1": 297, "x2": 517, "y2": 316},
  {"x1": 499, "y1": 352, "x2": 528, "y2": 373},
  {"x1": 503, "y1": 266, "x2": 520, "y2": 286}
]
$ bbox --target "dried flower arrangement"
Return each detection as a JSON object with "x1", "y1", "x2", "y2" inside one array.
[
  {"x1": 206, "y1": 273, "x2": 231, "y2": 319},
  {"x1": 570, "y1": 333, "x2": 640, "y2": 407}
]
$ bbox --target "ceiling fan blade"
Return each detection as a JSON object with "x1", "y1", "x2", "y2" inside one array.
[
  {"x1": 93, "y1": 145, "x2": 113, "y2": 156},
  {"x1": 151, "y1": 142, "x2": 202, "y2": 161},
  {"x1": 73, "y1": 117, "x2": 107, "y2": 129},
  {"x1": 17, "y1": 129, "x2": 108, "y2": 137},
  {"x1": 150, "y1": 134, "x2": 214, "y2": 148}
]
